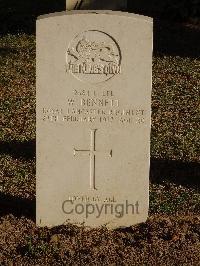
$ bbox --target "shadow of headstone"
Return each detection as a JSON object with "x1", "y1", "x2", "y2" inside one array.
[
  {"x1": 0, "y1": 140, "x2": 36, "y2": 160},
  {"x1": 0, "y1": 192, "x2": 35, "y2": 220},
  {"x1": 150, "y1": 158, "x2": 200, "y2": 190}
]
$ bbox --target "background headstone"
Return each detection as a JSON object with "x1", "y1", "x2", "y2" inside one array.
[
  {"x1": 66, "y1": 0, "x2": 127, "y2": 11},
  {"x1": 37, "y1": 11, "x2": 153, "y2": 228}
]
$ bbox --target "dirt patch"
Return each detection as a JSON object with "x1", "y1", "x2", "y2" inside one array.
[{"x1": 0, "y1": 215, "x2": 199, "y2": 265}]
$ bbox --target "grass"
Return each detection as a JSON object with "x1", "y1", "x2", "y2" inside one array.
[
  {"x1": 0, "y1": 34, "x2": 35, "y2": 142},
  {"x1": 152, "y1": 56, "x2": 200, "y2": 162},
  {"x1": 0, "y1": 23, "x2": 200, "y2": 264}
]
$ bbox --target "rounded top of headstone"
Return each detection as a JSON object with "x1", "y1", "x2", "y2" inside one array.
[{"x1": 37, "y1": 11, "x2": 153, "y2": 24}]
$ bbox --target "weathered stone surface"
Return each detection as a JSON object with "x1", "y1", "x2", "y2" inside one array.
[{"x1": 36, "y1": 11, "x2": 153, "y2": 228}]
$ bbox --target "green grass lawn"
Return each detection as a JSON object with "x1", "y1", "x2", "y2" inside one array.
[{"x1": 0, "y1": 31, "x2": 200, "y2": 264}]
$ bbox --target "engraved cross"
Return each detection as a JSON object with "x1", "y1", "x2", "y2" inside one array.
[{"x1": 73, "y1": 129, "x2": 112, "y2": 190}]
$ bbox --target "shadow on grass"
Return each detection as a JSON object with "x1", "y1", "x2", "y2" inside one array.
[
  {"x1": 0, "y1": 139, "x2": 199, "y2": 188},
  {"x1": 0, "y1": 139, "x2": 199, "y2": 220},
  {"x1": 0, "y1": 192, "x2": 35, "y2": 221},
  {"x1": 0, "y1": 140, "x2": 36, "y2": 160},
  {"x1": 0, "y1": 47, "x2": 19, "y2": 56},
  {"x1": 150, "y1": 158, "x2": 200, "y2": 190}
]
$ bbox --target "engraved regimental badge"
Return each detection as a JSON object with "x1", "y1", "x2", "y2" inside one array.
[{"x1": 66, "y1": 30, "x2": 121, "y2": 83}]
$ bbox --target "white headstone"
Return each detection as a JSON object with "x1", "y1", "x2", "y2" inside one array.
[{"x1": 36, "y1": 11, "x2": 153, "y2": 228}]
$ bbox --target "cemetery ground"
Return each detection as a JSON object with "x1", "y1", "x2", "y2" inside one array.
[{"x1": 0, "y1": 21, "x2": 200, "y2": 265}]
